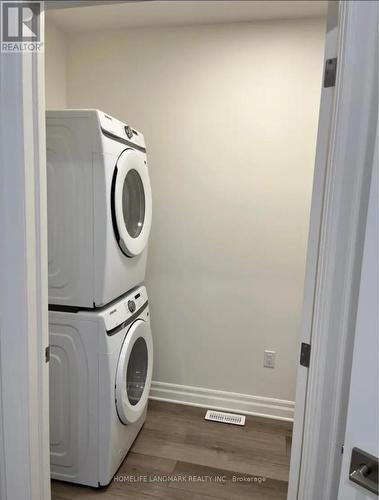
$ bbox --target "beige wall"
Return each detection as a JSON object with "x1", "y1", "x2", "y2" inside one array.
[
  {"x1": 45, "y1": 20, "x2": 67, "y2": 108},
  {"x1": 58, "y1": 18, "x2": 324, "y2": 402}
]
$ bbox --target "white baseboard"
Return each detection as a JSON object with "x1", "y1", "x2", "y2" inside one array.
[{"x1": 149, "y1": 381, "x2": 295, "y2": 422}]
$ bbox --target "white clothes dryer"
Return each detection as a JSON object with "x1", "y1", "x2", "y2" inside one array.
[
  {"x1": 46, "y1": 109, "x2": 152, "y2": 308},
  {"x1": 49, "y1": 286, "x2": 153, "y2": 487}
]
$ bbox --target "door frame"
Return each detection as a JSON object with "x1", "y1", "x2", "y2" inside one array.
[
  {"x1": 0, "y1": 5, "x2": 50, "y2": 500},
  {"x1": 288, "y1": 1, "x2": 378, "y2": 499},
  {"x1": 0, "y1": 1, "x2": 377, "y2": 500}
]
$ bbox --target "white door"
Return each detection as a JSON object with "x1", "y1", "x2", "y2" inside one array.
[
  {"x1": 289, "y1": 2, "x2": 378, "y2": 498},
  {"x1": 336, "y1": 140, "x2": 378, "y2": 499},
  {"x1": 111, "y1": 148, "x2": 152, "y2": 257},
  {"x1": 287, "y1": 2, "x2": 339, "y2": 496},
  {"x1": 115, "y1": 319, "x2": 153, "y2": 424}
]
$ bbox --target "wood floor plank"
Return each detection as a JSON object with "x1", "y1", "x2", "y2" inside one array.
[
  {"x1": 132, "y1": 403, "x2": 290, "y2": 481},
  {"x1": 168, "y1": 460, "x2": 288, "y2": 500},
  {"x1": 117, "y1": 451, "x2": 177, "y2": 475},
  {"x1": 144, "y1": 406, "x2": 287, "y2": 452},
  {"x1": 140, "y1": 420, "x2": 287, "y2": 459},
  {"x1": 51, "y1": 401, "x2": 293, "y2": 499},
  {"x1": 131, "y1": 432, "x2": 289, "y2": 482}
]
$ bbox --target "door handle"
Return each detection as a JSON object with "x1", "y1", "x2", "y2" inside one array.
[{"x1": 349, "y1": 447, "x2": 378, "y2": 495}]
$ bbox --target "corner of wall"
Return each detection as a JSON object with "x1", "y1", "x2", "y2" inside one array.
[{"x1": 44, "y1": 17, "x2": 68, "y2": 109}]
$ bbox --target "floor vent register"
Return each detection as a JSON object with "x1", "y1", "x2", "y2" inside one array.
[{"x1": 204, "y1": 410, "x2": 246, "y2": 426}]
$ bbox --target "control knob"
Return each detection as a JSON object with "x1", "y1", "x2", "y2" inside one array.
[{"x1": 128, "y1": 300, "x2": 136, "y2": 313}]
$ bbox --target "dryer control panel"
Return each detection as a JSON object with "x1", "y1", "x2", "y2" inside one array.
[
  {"x1": 103, "y1": 285, "x2": 148, "y2": 333},
  {"x1": 97, "y1": 111, "x2": 146, "y2": 151}
]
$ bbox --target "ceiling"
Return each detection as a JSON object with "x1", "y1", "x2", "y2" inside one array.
[{"x1": 47, "y1": 0, "x2": 328, "y2": 33}]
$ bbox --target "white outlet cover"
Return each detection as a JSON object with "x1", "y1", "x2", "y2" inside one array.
[{"x1": 264, "y1": 350, "x2": 276, "y2": 368}]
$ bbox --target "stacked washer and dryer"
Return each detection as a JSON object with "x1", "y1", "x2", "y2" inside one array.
[{"x1": 47, "y1": 110, "x2": 153, "y2": 487}]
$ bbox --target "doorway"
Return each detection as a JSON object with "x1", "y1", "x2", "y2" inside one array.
[
  {"x1": 2, "y1": 0, "x2": 378, "y2": 500},
  {"x1": 45, "y1": 2, "x2": 327, "y2": 498}
]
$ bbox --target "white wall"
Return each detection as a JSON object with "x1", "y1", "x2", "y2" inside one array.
[
  {"x1": 45, "y1": 20, "x2": 67, "y2": 108},
  {"x1": 52, "y1": 18, "x2": 325, "y2": 410}
]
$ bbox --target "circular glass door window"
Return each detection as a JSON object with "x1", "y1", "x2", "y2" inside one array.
[
  {"x1": 122, "y1": 169, "x2": 145, "y2": 239},
  {"x1": 126, "y1": 337, "x2": 148, "y2": 406}
]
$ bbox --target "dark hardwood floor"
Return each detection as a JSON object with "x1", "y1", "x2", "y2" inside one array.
[{"x1": 51, "y1": 400, "x2": 292, "y2": 500}]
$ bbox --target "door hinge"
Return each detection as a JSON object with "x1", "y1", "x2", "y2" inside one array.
[
  {"x1": 324, "y1": 57, "x2": 337, "y2": 88},
  {"x1": 45, "y1": 345, "x2": 50, "y2": 363},
  {"x1": 300, "y1": 342, "x2": 311, "y2": 367}
]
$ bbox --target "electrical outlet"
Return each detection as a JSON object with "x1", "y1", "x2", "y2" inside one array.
[{"x1": 264, "y1": 350, "x2": 276, "y2": 368}]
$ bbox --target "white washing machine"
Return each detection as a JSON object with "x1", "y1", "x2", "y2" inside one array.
[
  {"x1": 46, "y1": 109, "x2": 152, "y2": 308},
  {"x1": 49, "y1": 286, "x2": 153, "y2": 487}
]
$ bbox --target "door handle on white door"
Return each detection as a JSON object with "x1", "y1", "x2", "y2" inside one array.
[{"x1": 349, "y1": 448, "x2": 378, "y2": 495}]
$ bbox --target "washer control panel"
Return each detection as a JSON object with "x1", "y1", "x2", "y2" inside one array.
[{"x1": 103, "y1": 286, "x2": 148, "y2": 332}]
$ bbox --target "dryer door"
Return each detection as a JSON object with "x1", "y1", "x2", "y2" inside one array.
[
  {"x1": 115, "y1": 319, "x2": 153, "y2": 424},
  {"x1": 111, "y1": 149, "x2": 152, "y2": 257}
]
